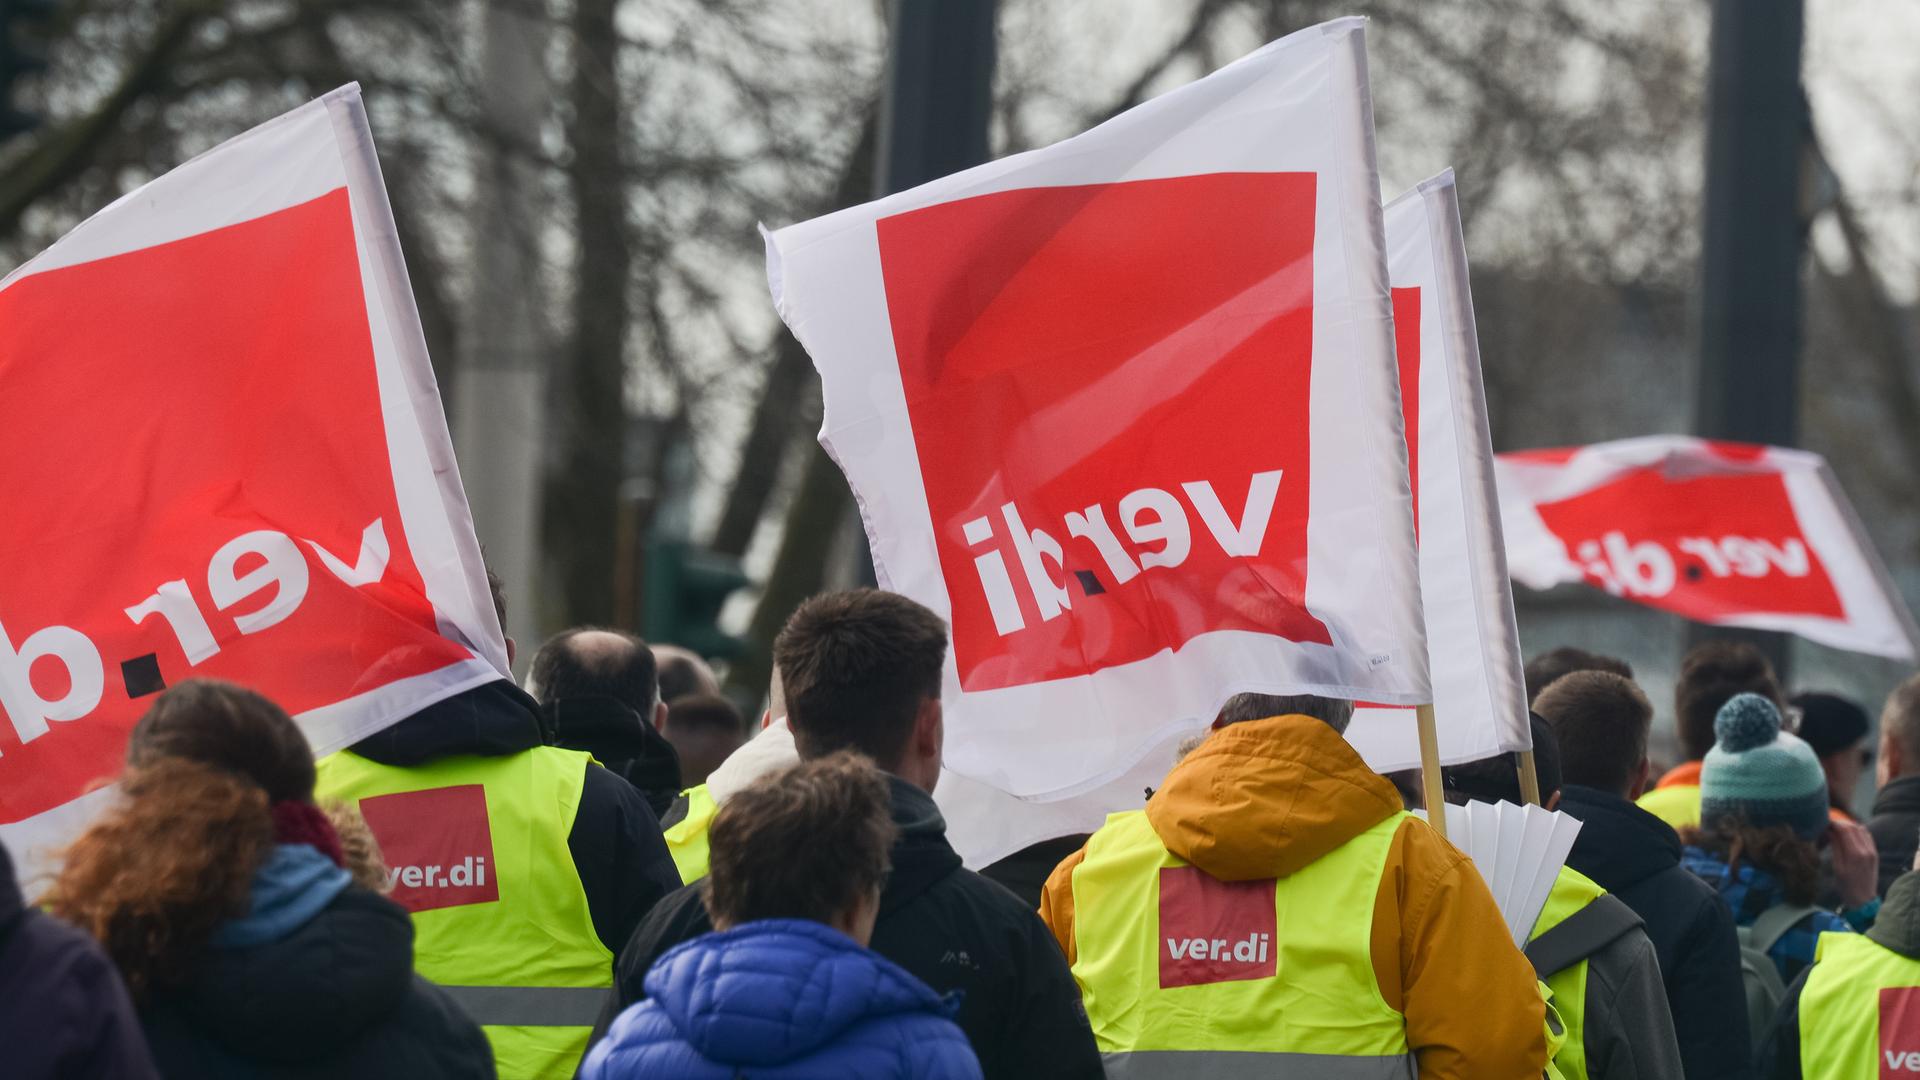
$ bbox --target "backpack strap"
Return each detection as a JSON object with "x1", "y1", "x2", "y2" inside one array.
[
  {"x1": 1745, "y1": 903, "x2": 1820, "y2": 957},
  {"x1": 1525, "y1": 894, "x2": 1644, "y2": 979}
]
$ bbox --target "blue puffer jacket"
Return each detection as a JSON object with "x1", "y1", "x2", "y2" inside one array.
[{"x1": 581, "y1": 919, "x2": 982, "y2": 1079}]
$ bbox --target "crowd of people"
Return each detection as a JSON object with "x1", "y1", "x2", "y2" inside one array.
[{"x1": 5, "y1": 580, "x2": 1920, "y2": 1079}]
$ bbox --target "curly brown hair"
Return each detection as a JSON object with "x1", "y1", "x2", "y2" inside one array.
[
  {"x1": 1679, "y1": 819, "x2": 1823, "y2": 906},
  {"x1": 703, "y1": 751, "x2": 896, "y2": 930},
  {"x1": 46, "y1": 758, "x2": 275, "y2": 1002}
]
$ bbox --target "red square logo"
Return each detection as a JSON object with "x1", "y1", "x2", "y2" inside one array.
[
  {"x1": 356, "y1": 784, "x2": 499, "y2": 913},
  {"x1": 1530, "y1": 466, "x2": 1843, "y2": 622},
  {"x1": 875, "y1": 173, "x2": 1330, "y2": 692},
  {"x1": 1157, "y1": 865, "x2": 1277, "y2": 989},
  {"x1": 1883, "y1": 987, "x2": 1920, "y2": 1076}
]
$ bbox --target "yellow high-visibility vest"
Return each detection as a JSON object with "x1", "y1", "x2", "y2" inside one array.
[
  {"x1": 664, "y1": 784, "x2": 717, "y2": 884},
  {"x1": 1067, "y1": 808, "x2": 1416, "y2": 1079},
  {"x1": 1636, "y1": 784, "x2": 1700, "y2": 830},
  {"x1": 1799, "y1": 931, "x2": 1920, "y2": 1077},
  {"x1": 316, "y1": 747, "x2": 611, "y2": 1080},
  {"x1": 1529, "y1": 866, "x2": 1608, "y2": 1080}
]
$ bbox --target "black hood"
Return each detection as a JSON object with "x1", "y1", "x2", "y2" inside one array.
[
  {"x1": 350, "y1": 678, "x2": 543, "y2": 765},
  {"x1": 1558, "y1": 784, "x2": 1685, "y2": 892},
  {"x1": 157, "y1": 889, "x2": 415, "y2": 1063},
  {"x1": 1872, "y1": 871, "x2": 1920, "y2": 958},
  {"x1": 1875, "y1": 776, "x2": 1920, "y2": 818},
  {"x1": 546, "y1": 696, "x2": 682, "y2": 815},
  {"x1": 880, "y1": 776, "x2": 964, "y2": 918}
]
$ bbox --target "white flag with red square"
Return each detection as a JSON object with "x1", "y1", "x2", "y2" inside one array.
[{"x1": 767, "y1": 17, "x2": 1427, "y2": 797}]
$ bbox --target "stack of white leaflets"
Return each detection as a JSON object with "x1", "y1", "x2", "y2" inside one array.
[{"x1": 1418, "y1": 800, "x2": 1584, "y2": 947}]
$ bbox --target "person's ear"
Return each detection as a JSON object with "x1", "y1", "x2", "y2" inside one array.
[
  {"x1": 505, "y1": 637, "x2": 518, "y2": 669},
  {"x1": 1627, "y1": 756, "x2": 1652, "y2": 801},
  {"x1": 916, "y1": 697, "x2": 944, "y2": 762},
  {"x1": 652, "y1": 700, "x2": 670, "y2": 732}
]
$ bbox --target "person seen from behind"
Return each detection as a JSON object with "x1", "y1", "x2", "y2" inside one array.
[
  {"x1": 1760, "y1": 848, "x2": 1920, "y2": 1078},
  {"x1": 1789, "y1": 691, "x2": 1871, "y2": 823},
  {"x1": 0, "y1": 839, "x2": 158, "y2": 1079},
  {"x1": 601, "y1": 589, "x2": 1103, "y2": 1079},
  {"x1": 1524, "y1": 646, "x2": 1633, "y2": 705},
  {"x1": 1040, "y1": 692, "x2": 1547, "y2": 1078},
  {"x1": 659, "y1": 692, "x2": 746, "y2": 791},
  {"x1": 1640, "y1": 640, "x2": 1785, "y2": 829},
  {"x1": 529, "y1": 627, "x2": 685, "y2": 816},
  {"x1": 1678, "y1": 694, "x2": 1878, "y2": 993},
  {"x1": 582, "y1": 753, "x2": 981, "y2": 1079},
  {"x1": 315, "y1": 580, "x2": 681, "y2": 1078},
  {"x1": 1535, "y1": 669, "x2": 1753, "y2": 1079},
  {"x1": 1443, "y1": 713, "x2": 1682, "y2": 1080},
  {"x1": 46, "y1": 680, "x2": 494, "y2": 1078},
  {"x1": 1869, "y1": 674, "x2": 1920, "y2": 896}
]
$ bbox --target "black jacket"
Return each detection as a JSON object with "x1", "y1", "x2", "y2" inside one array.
[
  {"x1": 0, "y1": 844, "x2": 158, "y2": 1079},
  {"x1": 1869, "y1": 776, "x2": 1920, "y2": 898},
  {"x1": 1558, "y1": 784, "x2": 1753, "y2": 1080},
  {"x1": 596, "y1": 776, "x2": 1103, "y2": 1080},
  {"x1": 544, "y1": 695, "x2": 684, "y2": 819},
  {"x1": 141, "y1": 887, "x2": 494, "y2": 1078},
  {"x1": 1762, "y1": 868, "x2": 1920, "y2": 1078},
  {"x1": 352, "y1": 679, "x2": 682, "y2": 954},
  {"x1": 980, "y1": 834, "x2": 1089, "y2": 912}
]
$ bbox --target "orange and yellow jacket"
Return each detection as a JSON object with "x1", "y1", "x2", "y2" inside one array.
[{"x1": 1039, "y1": 714, "x2": 1548, "y2": 1080}]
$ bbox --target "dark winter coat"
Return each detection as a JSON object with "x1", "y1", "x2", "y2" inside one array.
[
  {"x1": 140, "y1": 845, "x2": 495, "y2": 1078},
  {"x1": 544, "y1": 694, "x2": 685, "y2": 819},
  {"x1": 1868, "y1": 775, "x2": 1920, "y2": 898},
  {"x1": 980, "y1": 834, "x2": 1089, "y2": 912},
  {"x1": 350, "y1": 678, "x2": 683, "y2": 953},
  {"x1": 582, "y1": 919, "x2": 981, "y2": 1079},
  {"x1": 0, "y1": 842, "x2": 158, "y2": 1080},
  {"x1": 596, "y1": 775, "x2": 1103, "y2": 1080},
  {"x1": 1557, "y1": 784, "x2": 1754, "y2": 1080},
  {"x1": 1761, "y1": 868, "x2": 1920, "y2": 1078}
]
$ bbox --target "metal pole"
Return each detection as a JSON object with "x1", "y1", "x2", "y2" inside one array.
[
  {"x1": 850, "y1": 0, "x2": 999, "y2": 586},
  {"x1": 1691, "y1": 0, "x2": 1806, "y2": 678}
]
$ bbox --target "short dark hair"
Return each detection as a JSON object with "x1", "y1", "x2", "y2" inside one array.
[
  {"x1": 1215, "y1": 693, "x2": 1354, "y2": 734},
  {"x1": 1883, "y1": 675, "x2": 1920, "y2": 776},
  {"x1": 1524, "y1": 647, "x2": 1634, "y2": 704},
  {"x1": 665, "y1": 693, "x2": 745, "y2": 738},
  {"x1": 1534, "y1": 671, "x2": 1653, "y2": 796},
  {"x1": 654, "y1": 645, "x2": 719, "y2": 702},
  {"x1": 1675, "y1": 641, "x2": 1782, "y2": 761},
  {"x1": 703, "y1": 752, "x2": 896, "y2": 928},
  {"x1": 528, "y1": 628, "x2": 658, "y2": 712},
  {"x1": 774, "y1": 590, "x2": 947, "y2": 768},
  {"x1": 1443, "y1": 714, "x2": 1563, "y2": 806},
  {"x1": 485, "y1": 565, "x2": 508, "y2": 628}
]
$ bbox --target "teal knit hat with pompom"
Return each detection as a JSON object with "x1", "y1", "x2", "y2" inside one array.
[{"x1": 1699, "y1": 693, "x2": 1830, "y2": 840}]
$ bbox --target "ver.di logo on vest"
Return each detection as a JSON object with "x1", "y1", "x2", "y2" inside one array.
[
  {"x1": 356, "y1": 784, "x2": 500, "y2": 913},
  {"x1": 1158, "y1": 865, "x2": 1278, "y2": 989}
]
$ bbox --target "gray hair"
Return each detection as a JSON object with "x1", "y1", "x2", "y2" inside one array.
[{"x1": 1215, "y1": 693, "x2": 1355, "y2": 734}]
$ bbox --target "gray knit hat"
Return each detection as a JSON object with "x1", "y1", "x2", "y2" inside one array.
[{"x1": 1699, "y1": 693, "x2": 1830, "y2": 841}]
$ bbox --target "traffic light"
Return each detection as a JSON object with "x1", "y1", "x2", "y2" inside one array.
[
  {"x1": 0, "y1": 0, "x2": 55, "y2": 143},
  {"x1": 641, "y1": 538, "x2": 752, "y2": 660}
]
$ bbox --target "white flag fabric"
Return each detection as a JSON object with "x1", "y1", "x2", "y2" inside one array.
[
  {"x1": 0, "y1": 86, "x2": 506, "y2": 879},
  {"x1": 767, "y1": 17, "x2": 1428, "y2": 798},
  {"x1": 1346, "y1": 171, "x2": 1533, "y2": 772},
  {"x1": 1497, "y1": 437, "x2": 1920, "y2": 661}
]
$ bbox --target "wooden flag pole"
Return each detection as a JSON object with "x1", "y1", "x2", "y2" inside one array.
[
  {"x1": 1416, "y1": 704, "x2": 1448, "y2": 842},
  {"x1": 1518, "y1": 750, "x2": 1543, "y2": 807}
]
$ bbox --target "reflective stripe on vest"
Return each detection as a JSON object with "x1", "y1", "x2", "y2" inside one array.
[
  {"x1": 1069, "y1": 808, "x2": 1414, "y2": 1076},
  {"x1": 1528, "y1": 865, "x2": 1606, "y2": 1080},
  {"x1": 665, "y1": 784, "x2": 717, "y2": 884},
  {"x1": 1800, "y1": 931, "x2": 1920, "y2": 1075},
  {"x1": 315, "y1": 747, "x2": 611, "y2": 1080}
]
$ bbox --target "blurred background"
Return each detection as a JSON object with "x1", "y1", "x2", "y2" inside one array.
[{"x1": 2, "y1": 0, "x2": 1916, "y2": 804}]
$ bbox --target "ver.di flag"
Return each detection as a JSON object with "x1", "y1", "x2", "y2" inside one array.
[
  {"x1": 1346, "y1": 170, "x2": 1533, "y2": 772},
  {"x1": 1497, "y1": 437, "x2": 1920, "y2": 661},
  {"x1": 0, "y1": 86, "x2": 508, "y2": 877},
  {"x1": 767, "y1": 17, "x2": 1428, "y2": 798}
]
